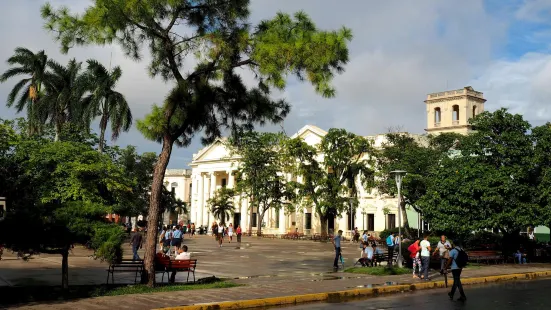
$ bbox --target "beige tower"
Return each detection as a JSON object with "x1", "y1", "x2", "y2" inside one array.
[{"x1": 425, "y1": 86, "x2": 486, "y2": 135}]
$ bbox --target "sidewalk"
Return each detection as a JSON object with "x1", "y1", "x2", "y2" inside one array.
[{"x1": 11, "y1": 264, "x2": 551, "y2": 310}]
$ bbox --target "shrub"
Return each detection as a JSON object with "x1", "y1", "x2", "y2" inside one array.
[{"x1": 465, "y1": 231, "x2": 503, "y2": 250}]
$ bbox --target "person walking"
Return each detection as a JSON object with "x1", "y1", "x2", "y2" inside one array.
[
  {"x1": 130, "y1": 228, "x2": 143, "y2": 261},
  {"x1": 420, "y1": 234, "x2": 432, "y2": 280},
  {"x1": 218, "y1": 223, "x2": 225, "y2": 247},
  {"x1": 332, "y1": 230, "x2": 343, "y2": 270},
  {"x1": 386, "y1": 233, "x2": 396, "y2": 266},
  {"x1": 228, "y1": 223, "x2": 234, "y2": 243},
  {"x1": 236, "y1": 225, "x2": 242, "y2": 243},
  {"x1": 445, "y1": 241, "x2": 467, "y2": 301},
  {"x1": 172, "y1": 225, "x2": 183, "y2": 251},
  {"x1": 433, "y1": 235, "x2": 451, "y2": 272},
  {"x1": 408, "y1": 239, "x2": 421, "y2": 278}
]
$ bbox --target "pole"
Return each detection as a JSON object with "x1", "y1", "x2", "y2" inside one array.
[{"x1": 397, "y1": 177, "x2": 403, "y2": 268}]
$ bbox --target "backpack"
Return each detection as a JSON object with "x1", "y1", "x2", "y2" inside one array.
[{"x1": 455, "y1": 248, "x2": 469, "y2": 268}]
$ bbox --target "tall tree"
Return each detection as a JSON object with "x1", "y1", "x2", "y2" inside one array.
[
  {"x1": 374, "y1": 132, "x2": 463, "y2": 235},
  {"x1": 229, "y1": 131, "x2": 291, "y2": 236},
  {"x1": 208, "y1": 187, "x2": 236, "y2": 226},
  {"x1": 39, "y1": 59, "x2": 88, "y2": 141},
  {"x1": 0, "y1": 121, "x2": 132, "y2": 289},
  {"x1": 418, "y1": 109, "x2": 539, "y2": 236},
  {"x1": 283, "y1": 129, "x2": 374, "y2": 236},
  {"x1": 42, "y1": 0, "x2": 352, "y2": 286},
  {"x1": 83, "y1": 60, "x2": 132, "y2": 153},
  {"x1": 0, "y1": 47, "x2": 48, "y2": 134}
]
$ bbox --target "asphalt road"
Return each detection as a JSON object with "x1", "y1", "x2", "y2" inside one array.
[{"x1": 283, "y1": 278, "x2": 551, "y2": 309}]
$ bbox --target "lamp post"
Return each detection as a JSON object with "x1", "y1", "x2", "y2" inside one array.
[{"x1": 390, "y1": 170, "x2": 407, "y2": 268}]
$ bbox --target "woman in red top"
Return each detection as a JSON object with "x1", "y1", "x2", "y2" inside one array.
[
  {"x1": 408, "y1": 240, "x2": 421, "y2": 278},
  {"x1": 236, "y1": 225, "x2": 242, "y2": 243}
]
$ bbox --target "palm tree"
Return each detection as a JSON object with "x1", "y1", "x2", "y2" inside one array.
[
  {"x1": 82, "y1": 60, "x2": 132, "y2": 153},
  {"x1": 0, "y1": 47, "x2": 48, "y2": 134},
  {"x1": 39, "y1": 59, "x2": 88, "y2": 141},
  {"x1": 208, "y1": 187, "x2": 236, "y2": 226}
]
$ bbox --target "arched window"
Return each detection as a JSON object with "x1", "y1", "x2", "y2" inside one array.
[
  {"x1": 452, "y1": 105, "x2": 459, "y2": 123},
  {"x1": 434, "y1": 107, "x2": 441, "y2": 126},
  {"x1": 472, "y1": 105, "x2": 477, "y2": 117}
]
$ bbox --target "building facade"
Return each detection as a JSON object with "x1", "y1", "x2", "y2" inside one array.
[
  {"x1": 162, "y1": 169, "x2": 193, "y2": 226},
  {"x1": 183, "y1": 87, "x2": 486, "y2": 236}
]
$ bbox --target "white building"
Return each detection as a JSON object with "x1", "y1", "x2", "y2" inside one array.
[
  {"x1": 179, "y1": 86, "x2": 487, "y2": 236},
  {"x1": 161, "y1": 169, "x2": 192, "y2": 226}
]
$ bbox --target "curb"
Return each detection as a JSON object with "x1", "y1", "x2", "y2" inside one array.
[{"x1": 157, "y1": 270, "x2": 551, "y2": 310}]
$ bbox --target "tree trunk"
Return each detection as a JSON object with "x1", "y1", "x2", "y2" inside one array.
[
  {"x1": 248, "y1": 196, "x2": 254, "y2": 236},
  {"x1": 54, "y1": 120, "x2": 62, "y2": 142},
  {"x1": 400, "y1": 199, "x2": 411, "y2": 237},
  {"x1": 256, "y1": 207, "x2": 265, "y2": 236},
  {"x1": 320, "y1": 214, "x2": 328, "y2": 238},
  {"x1": 61, "y1": 246, "x2": 69, "y2": 289},
  {"x1": 143, "y1": 134, "x2": 174, "y2": 287},
  {"x1": 98, "y1": 112, "x2": 108, "y2": 153}
]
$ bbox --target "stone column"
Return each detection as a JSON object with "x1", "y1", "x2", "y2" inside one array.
[
  {"x1": 227, "y1": 170, "x2": 234, "y2": 188},
  {"x1": 201, "y1": 173, "x2": 208, "y2": 226},
  {"x1": 210, "y1": 172, "x2": 217, "y2": 198}
]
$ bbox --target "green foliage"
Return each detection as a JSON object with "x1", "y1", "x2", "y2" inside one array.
[
  {"x1": 82, "y1": 59, "x2": 132, "y2": 152},
  {"x1": 0, "y1": 121, "x2": 133, "y2": 287},
  {"x1": 229, "y1": 131, "x2": 292, "y2": 234},
  {"x1": 418, "y1": 109, "x2": 544, "y2": 234},
  {"x1": 282, "y1": 129, "x2": 374, "y2": 234},
  {"x1": 375, "y1": 132, "x2": 463, "y2": 216},
  {"x1": 207, "y1": 187, "x2": 236, "y2": 225},
  {"x1": 465, "y1": 231, "x2": 503, "y2": 250}
]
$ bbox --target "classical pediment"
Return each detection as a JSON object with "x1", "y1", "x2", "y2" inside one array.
[
  {"x1": 291, "y1": 125, "x2": 327, "y2": 146},
  {"x1": 191, "y1": 139, "x2": 232, "y2": 162}
]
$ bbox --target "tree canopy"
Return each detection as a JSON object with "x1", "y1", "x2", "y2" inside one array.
[
  {"x1": 41, "y1": 0, "x2": 353, "y2": 286},
  {"x1": 418, "y1": 109, "x2": 550, "y2": 235}
]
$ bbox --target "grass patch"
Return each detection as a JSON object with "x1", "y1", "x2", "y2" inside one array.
[
  {"x1": 344, "y1": 266, "x2": 412, "y2": 275},
  {"x1": 91, "y1": 281, "x2": 240, "y2": 297},
  {"x1": 0, "y1": 278, "x2": 240, "y2": 306},
  {"x1": 465, "y1": 263, "x2": 483, "y2": 270}
]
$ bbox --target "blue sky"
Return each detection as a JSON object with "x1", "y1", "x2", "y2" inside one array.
[{"x1": 1, "y1": 0, "x2": 551, "y2": 168}]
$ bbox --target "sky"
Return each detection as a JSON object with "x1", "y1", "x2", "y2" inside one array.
[{"x1": 1, "y1": 0, "x2": 551, "y2": 168}]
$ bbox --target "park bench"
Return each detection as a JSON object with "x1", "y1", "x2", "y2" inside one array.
[
  {"x1": 261, "y1": 234, "x2": 276, "y2": 239},
  {"x1": 106, "y1": 259, "x2": 143, "y2": 284},
  {"x1": 468, "y1": 250, "x2": 504, "y2": 264},
  {"x1": 154, "y1": 255, "x2": 198, "y2": 283}
]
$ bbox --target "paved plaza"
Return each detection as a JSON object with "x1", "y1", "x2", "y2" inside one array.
[{"x1": 1, "y1": 235, "x2": 551, "y2": 309}]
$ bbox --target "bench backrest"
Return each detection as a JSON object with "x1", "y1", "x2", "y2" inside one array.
[
  {"x1": 170, "y1": 259, "x2": 197, "y2": 269},
  {"x1": 468, "y1": 250, "x2": 500, "y2": 256}
]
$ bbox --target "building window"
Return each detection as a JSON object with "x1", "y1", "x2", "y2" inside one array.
[
  {"x1": 452, "y1": 105, "x2": 459, "y2": 122},
  {"x1": 367, "y1": 213, "x2": 375, "y2": 231},
  {"x1": 252, "y1": 213, "x2": 257, "y2": 227},
  {"x1": 472, "y1": 105, "x2": 477, "y2": 117},
  {"x1": 221, "y1": 178, "x2": 227, "y2": 187},
  {"x1": 387, "y1": 214, "x2": 396, "y2": 229},
  {"x1": 275, "y1": 209, "x2": 280, "y2": 228},
  {"x1": 189, "y1": 184, "x2": 192, "y2": 200},
  {"x1": 305, "y1": 213, "x2": 312, "y2": 229},
  {"x1": 434, "y1": 107, "x2": 441, "y2": 125}
]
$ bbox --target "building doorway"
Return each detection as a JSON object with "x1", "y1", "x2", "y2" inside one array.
[
  {"x1": 328, "y1": 216, "x2": 335, "y2": 234},
  {"x1": 367, "y1": 213, "x2": 375, "y2": 231},
  {"x1": 233, "y1": 213, "x2": 241, "y2": 228}
]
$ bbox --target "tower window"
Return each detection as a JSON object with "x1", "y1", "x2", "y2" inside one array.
[
  {"x1": 452, "y1": 105, "x2": 459, "y2": 122},
  {"x1": 434, "y1": 107, "x2": 441, "y2": 125},
  {"x1": 473, "y1": 105, "x2": 477, "y2": 117}
]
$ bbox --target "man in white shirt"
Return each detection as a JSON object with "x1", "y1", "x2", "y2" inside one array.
[
  {"x1": 420, "y1": 234, "x2": 432, "y2": 280},
  {"x1": 175, "y1": 245, "x2": 191, "y2": 260}
]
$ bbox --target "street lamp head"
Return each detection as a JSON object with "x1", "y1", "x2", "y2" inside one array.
[{"x1": 390, "y1": 170, "x2": 407, "y2": 185}]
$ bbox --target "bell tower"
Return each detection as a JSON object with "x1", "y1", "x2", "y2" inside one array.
[{"x1": 425, "y1": 86, "x2": 486, "y2": 135}]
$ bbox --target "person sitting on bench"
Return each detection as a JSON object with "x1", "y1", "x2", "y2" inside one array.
[{"x1": 170, "y1": 246, "x2": 191, "y2": 282}]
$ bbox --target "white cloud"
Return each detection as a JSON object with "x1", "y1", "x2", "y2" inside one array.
[
  {"x1": 474, "y1": 53, "x2": 551, "y2": 124},
  {"x1": 1, "y1": 0, "x2": 551, "y2": 168}
]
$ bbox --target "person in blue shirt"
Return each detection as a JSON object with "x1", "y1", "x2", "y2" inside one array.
[
  {"x1": 171, "y1": 225, "x2": 183, "y2": 251},
  {"x1": 445, "y1": 241, "x2": 467, "y2": 301},
  {"x1": 386, "y1": 233, "x2": 396, "y2": 266},
  {"x1": 332, "y1": 230, "x2": 343, "y2": 270}
]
